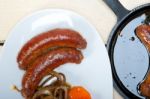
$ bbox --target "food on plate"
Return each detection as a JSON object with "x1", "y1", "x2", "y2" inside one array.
[
  {"x1": 136, "y1": 24, "x2": 150, "y2": 97},
  {"x1": 32, "y1": 71, "x2": 71, "y2": 99},
  {"x1": 21, "y1": 47, "x2": 83, "y2": 98},
  {"x1": 16, "y1": 28, "x2": 89, "y2": 99},
  {"x1": 14, "y1": 71, "x2": 91, "y2": 99},
  {"x1": 17, "y1": 29, "x2": 87, "y2": 70},
  {"x1": 68, "y1": 86, "x2": 91, "y2": 99},
  {"x1": 30, "y1": 71, "x2": 91, "y2": 99}
]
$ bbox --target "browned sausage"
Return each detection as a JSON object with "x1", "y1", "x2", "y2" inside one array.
[
  {"x1": 136, "y1": 24, "x2": 150, "y2": 97},
  {"x1": 17, "y1": 29, "x2": 87, "y2": 70},
  {"x1": 139, "y1": 74, "x2": 150, "y2": 97},
  {"x1": 136, "y1": 24, "x2": 150, "y2": 51},
  {"x1": 21, "y1": 47, "x2": 83, "y2": 98}
]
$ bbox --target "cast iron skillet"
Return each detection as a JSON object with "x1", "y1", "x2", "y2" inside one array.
[{"x1": 104, "y1": 0, "x2": 150, "y2": 98}]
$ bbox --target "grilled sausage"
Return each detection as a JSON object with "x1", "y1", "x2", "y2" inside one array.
[
  {"x1": 21, "y1": 47, "x2": 83, "y2": 98},
  {"x1": 136, "y1": 24, "x2": 150, "y2": 51},
  {"x1": 136, "y1": 24, "x2": 150, "y2": 97},
  {"x1": 17, "y1": 28, "x2": 87, "y2": 70},
  {"x1": 139, "y1": 75, "x2": 150, "y2": 97}
]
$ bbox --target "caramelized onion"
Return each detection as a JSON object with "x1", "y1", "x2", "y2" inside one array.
[{"x1": 32, "y1": 71, "x2": 71, "y2": 99}]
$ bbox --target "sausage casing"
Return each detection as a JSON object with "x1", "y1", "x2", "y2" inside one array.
[
  {"x1": 21, "y1": 47, "x2": 83, "y2": 98},
  {"x1": 136, "y1": 25, "x2": 150, "y2": 97},
  {"x1": 136, "y1": 25, "x2": 150, "y2": 51},
  {"x1": 17, "y1": 29, "x2": 87, "y2": 70}
]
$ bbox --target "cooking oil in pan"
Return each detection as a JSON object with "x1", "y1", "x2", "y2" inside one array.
[{"x1": 113, "y1": 13, "x2": 150, "y2": 98}]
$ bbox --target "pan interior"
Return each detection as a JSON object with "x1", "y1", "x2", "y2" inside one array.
[{"x1": 113, "y1": 10, "x2": 150, "y2": 98}]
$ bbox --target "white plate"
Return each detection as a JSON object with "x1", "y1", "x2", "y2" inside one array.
[{"x1": 0, "y1": 9, "x2": 112, "y2": 99}]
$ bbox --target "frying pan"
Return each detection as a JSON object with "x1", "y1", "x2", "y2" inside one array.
[{"x1": 104, "y1": 0, "x2": 150, "y2": 98}]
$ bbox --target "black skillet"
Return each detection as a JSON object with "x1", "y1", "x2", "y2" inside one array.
[{"x1": 103, "y1": 0, "x2": 150, "y2": 98}]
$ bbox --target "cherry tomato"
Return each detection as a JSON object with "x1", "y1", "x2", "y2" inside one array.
[{"x1": 69, "y1": 86, "x2": 91, "y2": 99}]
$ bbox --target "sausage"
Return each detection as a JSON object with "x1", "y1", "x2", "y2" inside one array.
[
  {"x1": 17, "y1": 28, "x2": 87, "y2": 70},
  {"x1": 136, "y1": 25, "x2": 150, "y2": 97},
  {"x1": 21, "y1": 47, "x2": 83, "y2": 98},
  {"x1": 139, "y1": 75, "x2": 150, "y2": 97},
  {"x1": 136, "y1": 24, "x2": 150, "y2": 51}
]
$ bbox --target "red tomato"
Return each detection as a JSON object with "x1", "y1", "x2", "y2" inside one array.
[{"x1": 69, "y1": 86, "x2": 91, "y2": 99}]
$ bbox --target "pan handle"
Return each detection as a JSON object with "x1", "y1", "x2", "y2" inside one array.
[{"x1": 103, "y1": 0, "x2": 130, "y2": 21}]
